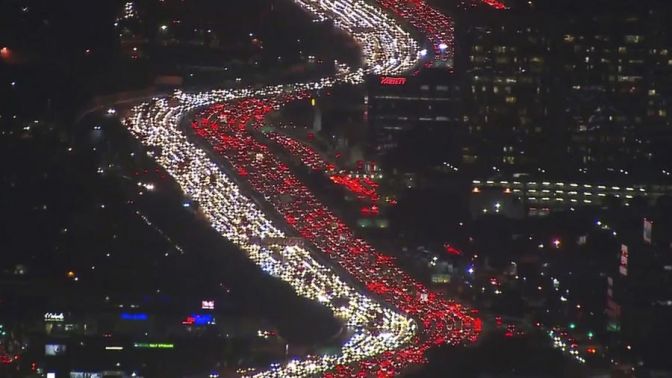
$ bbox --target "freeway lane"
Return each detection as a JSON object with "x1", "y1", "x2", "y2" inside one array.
[
  {"x1": 127, "y1": 93, "x2": 416, "y2": 378},
  {"x1": 123, "y1": 0, "x2": 504, "y2": 376},
  {"x1": 190, "y1": 95, "x2": 479, "y2": 377}
]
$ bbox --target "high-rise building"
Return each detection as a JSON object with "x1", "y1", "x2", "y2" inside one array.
[
  {"x1": 365, "y1": 69, "x2": 462, "y2": 157},
  {"x1": 459, "y1": 16, "x2": 553, "y2": 167},
  {"x1": 558, "y1": 7, "x2": 672, "y2": 167},
  {"x1": 370, "y1": 2, "x2": 672, "y2": 176}
]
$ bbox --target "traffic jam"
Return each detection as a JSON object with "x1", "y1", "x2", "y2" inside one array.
[{"x1": 121, "y1": 0, "x2": 504, "y2": 375}]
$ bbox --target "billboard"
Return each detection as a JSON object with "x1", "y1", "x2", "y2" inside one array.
[
  {"x1": 619, "y1": 244, "x2": 628, "y2": 276},
  {"x1": 69, "y1": 373, "x2": 104, "y2": 378},
  {"x1": 120, "y1": 313, "x2": 148, "y2": 321},
  {"x1": 45, "y1": 344, "x2": 67, "y2": 356},
  {"x1": 133, "y1": 342, "x2": 174, "y2": 349},
  {"x1": 643, "y1": 218, "x2": 653, "y2": 244},
  {"x1": 182, "y1": 314, "x2": 215, "y2": 326},
  {"x1": 44, "y1": 312, "x2": 64, "y2": 322},
  {"x1": 431, "y1": 274, "x2": 451, "y2": 284},
  {"x1": 379, "y1": 76, "x2": 407, "y2": 85}
]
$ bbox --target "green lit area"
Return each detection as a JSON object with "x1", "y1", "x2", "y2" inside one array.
[
  {"x1": 357, "y1": 218, "x2": 389, "y2": 228},
  {"x1": 607, "y1": 322, "x2": 621, "y2": 332},
  {"x1": 133, "y1": 342, "x2": 174, "y2": 349}
]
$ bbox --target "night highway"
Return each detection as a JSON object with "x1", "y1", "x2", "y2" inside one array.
[{"x1": 4, "y1": 0, "x2": 672, "y2": 377}]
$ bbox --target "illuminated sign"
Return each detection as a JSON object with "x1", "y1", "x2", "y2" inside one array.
[
  {"x1": 431, "y1": 274, "x2": 451, "y2": 284},
  {"x1": 201, "y1": 300, "x2": 215, "y2": 310},
  {"x1": 643, "y1": 218, "x2": 652, "y2": 244},
  {"x1": 619, "y1": 244, "x2": 628, "y2": 276},
  {"x1": 45, "y1": 344, "x2": 66, "y2": 356},
  {"x1": 443, "y1": 243, "x2": 462, "y2": 256},
  {"x1": 379, "y1": 76, "x2": 407, "y2": 85},
  {"x1": 133, "y1": 342, "x2": 174, "y2": 349},
  {"x1": 607, "y1": 321, "x2": 621, "y2": 332},
  {"x1": 44, "y1": 313, "x2": 65, "y2": 322},
  {"x1": 182, "y1": 314, "x2": 215, "y2": 326},
  {"x1": 120, "y1": 313, "x2": 148, "y2": 321}
]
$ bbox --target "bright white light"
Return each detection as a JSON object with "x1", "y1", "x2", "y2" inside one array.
[
  {"x1": 118, "y1": 0, "x2": 479, "y2": 374},
  {"x1": 125, "y1": 90, "x2": 417, "y2": 377}
]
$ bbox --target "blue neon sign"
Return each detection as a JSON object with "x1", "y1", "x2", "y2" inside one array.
[{"x1": 121, "y1": 313, "x2": 149, "y2": 321}]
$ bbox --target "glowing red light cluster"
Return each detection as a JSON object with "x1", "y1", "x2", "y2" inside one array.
[
  {"x1": 191, "y1": 99, "x2": 480, "y2": 376},
  {"x1": 443, "y1": 243, "x2": 463, "y2": 256},
  {"x1": 360, "y1": 205, "x2": 380, "y2": 217},
  {"x1": 0, "y1": 346, "x2": 19, "y2": 366},
  {"x1": 264, "y1": 130, "x2": 384, "y2": 204},
  {"x1": 481, "y1": 0, "x2": 507, "y2": 10},
  {"x1": 330, "y1": 175, "x2": 380, "y2": 202}
]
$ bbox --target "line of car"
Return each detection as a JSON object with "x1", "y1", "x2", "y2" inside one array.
[
  {"x1": 190, "y1": 94, "x2": 479, "y2": 376},
  {"x1": 123, "y1": 0, "x2": 490, "y2": 374},
  {"x1": 126, "y1": 94, "x2": 415, "y2": 378}
]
